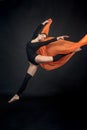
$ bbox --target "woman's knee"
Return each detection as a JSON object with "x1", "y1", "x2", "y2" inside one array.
[
  {"x1": 35, "y1": 55, "x2": 41, "y2": 63},
  {"x1": 27, "y1": 64, "x2": 38, "y2": 76}
]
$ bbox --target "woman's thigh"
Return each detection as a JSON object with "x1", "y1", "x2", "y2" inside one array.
[
  {"x1": 27, "y1": 62, "x2": 38, "y2": 76},
  {"x1": 35, "y1": 55, "x2": 53, "y2": 63}
]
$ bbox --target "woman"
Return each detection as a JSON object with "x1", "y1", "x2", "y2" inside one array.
[
  {"x1": 8, "y1": 18, "x2": 86, "y2": 103},
  {"x1": 8, "y1": 18, "x2": 70, "y2": 103}
]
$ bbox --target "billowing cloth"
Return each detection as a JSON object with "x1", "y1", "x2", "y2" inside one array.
[{"x1": 37, "y1": 19, "x2": 87, "y2": 70}]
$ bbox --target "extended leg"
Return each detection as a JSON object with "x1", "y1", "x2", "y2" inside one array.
[{"x1": 8, "y1": 63, "x2": 38, "y2": 103}]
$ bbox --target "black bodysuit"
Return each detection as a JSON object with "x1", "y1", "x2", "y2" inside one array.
[{"x1": 26, "y1": 23, "x2": 57, "y2": 65}]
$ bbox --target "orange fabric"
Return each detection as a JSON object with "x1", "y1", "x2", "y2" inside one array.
[{"x1": 37, "y1": 20, "x2": 87, "y2": 71}]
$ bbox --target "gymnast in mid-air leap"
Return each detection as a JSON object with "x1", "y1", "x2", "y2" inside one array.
[{"x1": 8, "y1": 18, "x2": 87, "y2": 103}]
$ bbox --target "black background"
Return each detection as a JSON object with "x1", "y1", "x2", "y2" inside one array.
[
  {"x1": 0, "y1": 0, "x2": 87, "y2": 129},
  {"x1": 0, "y1": 0, "x2": 87, "y2": 96}
]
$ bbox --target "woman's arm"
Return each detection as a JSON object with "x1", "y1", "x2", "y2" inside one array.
[
  {"x1": 57, "y1": 35, "x2": 69, "y2": 40},
  {"x1": 31, "y1": 24, "x2": 44, "y2": 40},
  {"x1": 32, "y1": 35, "x2": 69, "y2": 50},
  {"x1": 31, "y1": 19, "x2": 50, "y2": 40},
  {"x1": 32, "y1": 38, "x2": 57, "y2": 50}
]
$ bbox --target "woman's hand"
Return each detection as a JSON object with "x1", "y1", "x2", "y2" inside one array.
[
  {"x1": 42, "y1": 18, "x2": 52, "y2": 25},
  {"x1": 57, "y1": 35, "x2": 69, "y2": 40}
]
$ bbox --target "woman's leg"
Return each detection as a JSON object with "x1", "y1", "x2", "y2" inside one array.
[
  {"x1": 35, "y1": 54, "x2": 68, "y2": 63},
  {"x1": 16, "y1": 63, "x2": 38, "y2": 96},
  {"x1": 8, "y1": 63, "x2": 38, "y2": 103},
  {"x1": 35, "y1": 55, "x2": 53, "y2": 63}
]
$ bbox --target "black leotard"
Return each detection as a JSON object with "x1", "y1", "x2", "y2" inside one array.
[{"x1": 26, "y1": 24, "x2": 57, "y2": 65}]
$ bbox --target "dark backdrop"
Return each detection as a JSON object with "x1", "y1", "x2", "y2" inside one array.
[{"x1": 0, "y1": 0, "x2": 87, "y2": 96}]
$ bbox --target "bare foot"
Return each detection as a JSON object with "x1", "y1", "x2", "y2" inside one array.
[
  {"x1": 75, "y1": 48, "x2": 82, "y2": 52},
  {"x1": 8, "y1": 94, "x2": 20, "y2": 103}
]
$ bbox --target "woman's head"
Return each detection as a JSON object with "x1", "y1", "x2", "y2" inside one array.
[{"x1": 37, "y1": 33, "x2": 47, "y2": 41}]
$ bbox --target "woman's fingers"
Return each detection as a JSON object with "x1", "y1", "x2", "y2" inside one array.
[
  {"x1": 57, "y1": 35, "x2": 69, "y2": 40},
  {"x1": 63, "y1": 35, "x2": 69, "y2": 38}
]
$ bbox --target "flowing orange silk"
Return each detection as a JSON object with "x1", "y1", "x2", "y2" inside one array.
[{"x1": 37, "y1": 19, "x2": 87, "y2": 71}]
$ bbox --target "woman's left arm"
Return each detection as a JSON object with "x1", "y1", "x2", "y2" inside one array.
[{"x1": 32, "y1": 19, "x2": 50, "y2": 40}]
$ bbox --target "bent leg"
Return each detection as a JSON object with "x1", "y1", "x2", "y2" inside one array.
[
  {"x1": 35, "y1": 55, "x2": 53, "y2": 63},
  {"x1": 35, "y1": 54, "x2": 69, "y2": 63}
]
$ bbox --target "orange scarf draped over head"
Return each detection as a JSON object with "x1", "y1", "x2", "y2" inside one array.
[{"x1": 37, "y1": 18, "x2": 87, "y2": 71}]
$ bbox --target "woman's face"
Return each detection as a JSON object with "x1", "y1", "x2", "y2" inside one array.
[{"x1": 38, "y1": 34, "x2": 47, "y2": 41}]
